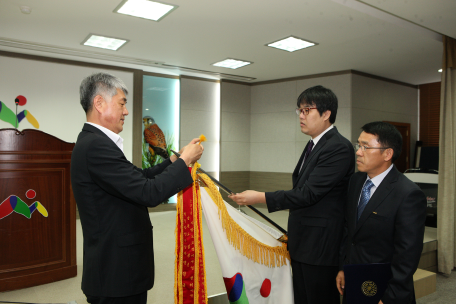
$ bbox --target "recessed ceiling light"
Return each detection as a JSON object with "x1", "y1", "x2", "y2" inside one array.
[
  {"x1": 81, "y1": 34, "x2": 128, "y2": 51},
  {"x1": 212, "y1": 59, "x2": 252, "y2": 69},
  {"x1": 267, "y1": 36, "x2": 317, "y2": 52},
  {"x1": 438, "y1": 69, "x2": 443, "y2": 72},
  {"x1": 115, "y1": 0, "x2": 178, "y2": 22}
]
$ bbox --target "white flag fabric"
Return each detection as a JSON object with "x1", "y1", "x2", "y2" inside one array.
[{"x1": 200, "y1": 186, "x2": 294, "y2": 304}]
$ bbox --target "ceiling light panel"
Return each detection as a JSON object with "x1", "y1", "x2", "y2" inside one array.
[
  {"x1": 212, "y1": 59, "x2": 252, "y2": 69},
  {"x1": 267, "y1": 36, "x2": 317, "y2": 52},
  {"x1": 82, "y1": 34, "x2": 128, "y2": 51},
  {"x1": 115, "y1": 0, "x2": 178, "y2": 21}
]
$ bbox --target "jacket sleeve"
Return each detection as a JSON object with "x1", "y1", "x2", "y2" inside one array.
[
  {"x1": 382, "y1": 188, "x2": 427, "y2": 304},
  {"x1": 339, "y1": 176, "x2": 353, "y2": 270},
  {"x1": 134, "y1": 157, "x2": 173, "y2": 178},
  {"x1": 265, "y1": 140, "x2": 353, "y2": 211},
  {"x1": 86, "y1": 138, "x2": 194, "y2": 207}
]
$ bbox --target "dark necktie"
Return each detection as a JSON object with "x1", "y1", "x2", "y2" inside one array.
[
  {"x1": 357, "y1": 179, "x2": 374, "y2": 221},
  {"x1": 299, "y1": 140, "x2": 314, "y2": 173}
]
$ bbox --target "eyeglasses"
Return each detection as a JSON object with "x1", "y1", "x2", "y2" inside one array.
[
  {"x1": 354, "y1": 143, "x2": 392, "y2": 152},
  {"x1": 296, "y1": 107, "x2": 318, "y2": 116}
]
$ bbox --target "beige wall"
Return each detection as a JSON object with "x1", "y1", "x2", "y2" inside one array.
[
  {"x1": 351, "y1": 74, "x2": 418, "y2": 163},
  {"x1": 180, "y1": 77, "x2": 220, "y2": 177},
  {"x1": 0, "y1": 54, "x2": 418, "y2": 177},
  {"x1": 0, "y1": 55, "x2": 135, "y2": 161},
  {"x1": 219, "y1": 72, "x2": 418, "y2": 193},
  {"x1": 250, "y1": 74, "x2": 352, "y2": 174},
  {"x1": 220, "y1": 81, "x2": 251, "y2": 172},
  {"x1": 250, "y1": 80, "x2": 297, "y2": 173}
]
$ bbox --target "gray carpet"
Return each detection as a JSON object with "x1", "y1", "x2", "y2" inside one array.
[
  {"x1": 1, "y1": 202, "x2": 454, "y2": 303},
  {"x1": 416, "y1": 271, "x2": 456, "y2": 304}
]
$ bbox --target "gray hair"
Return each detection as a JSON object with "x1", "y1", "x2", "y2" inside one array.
[{"x1": 79, "y1": 72, "x2": 128, "y2": 113}]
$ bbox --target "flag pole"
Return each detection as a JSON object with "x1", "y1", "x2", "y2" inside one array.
[{"x1": 171, "y1": 150, "x2": 288, "y2": 236}]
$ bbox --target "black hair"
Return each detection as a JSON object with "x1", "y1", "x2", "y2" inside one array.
[
  {"x1": 297, "y1": 85, "x2": 338, "y2": 124},
  {"x1": 361, "y1": 121, "x2": 403, "y2": 163}
]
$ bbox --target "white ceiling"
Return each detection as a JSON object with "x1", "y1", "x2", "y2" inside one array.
[{"x1": 1, "y1": 0, "x2": 455, "y2": 84}]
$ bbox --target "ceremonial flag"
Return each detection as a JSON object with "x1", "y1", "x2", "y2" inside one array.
[
  {"x1": 199, "y1": 173, "x2": 294, "y2": 304},
  {"x1": 174, "y1": 164, "x2": 293, "y2": 304}
]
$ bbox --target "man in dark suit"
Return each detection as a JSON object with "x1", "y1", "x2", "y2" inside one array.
[
  {"x1": 336, "y1": 121, "x2": 426, "y2": 304},
  {"x1": 71, "y1": 72, "x2": 203, "y2": 304},
  {"x1": 230, "y1": 85, "x2": 355, "y2": 304}
]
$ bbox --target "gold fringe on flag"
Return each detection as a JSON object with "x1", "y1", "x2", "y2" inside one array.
[{"x1": 198, "y1": 172, "x2": 290, "y2": 268}]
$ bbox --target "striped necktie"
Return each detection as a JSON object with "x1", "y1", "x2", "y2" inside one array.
[{"x1": 357, "y1": 179, "x2": 374, "y2": 221}]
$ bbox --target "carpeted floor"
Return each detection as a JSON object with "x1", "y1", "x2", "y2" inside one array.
[
  {"x1": 0, "y1": 204, "x2": 289, "y2": 304},
  {"x1": 416, "y1": 271, "x2": 456, "y2": 304},
  {"x1": 1, "y1": 202, "x2": 454, "y2": 304}
]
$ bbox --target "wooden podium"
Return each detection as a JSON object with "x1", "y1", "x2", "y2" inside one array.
[{"x1": 0, "y1": 128, "x2": 77, "y2": 292}]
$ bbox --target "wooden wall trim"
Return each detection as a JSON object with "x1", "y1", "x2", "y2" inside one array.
[
  {"x1": 143, "y1": 71, "x2": 180, "y2": 79},
  {"x1": 132, "y1": 70, "x2": 143, "y2": 167},
  {"x1": 249, "y1": 69, "x2": 417, "y2": 89},
  {"x1": 419, "y1": 82, "x2": 441, "y2": 146},
  {"x1": 180, "y1": 75, "x2": 221, "y2": 83},
  {"x1": 221, "y1": 79, "x2": 252, "y2": 86},
  {"x1": 251, "y1": 70, "x2": 353, "y2": 86},
  {"x1": 351, "y1": 70, "x2": 418, "y2": 89}
]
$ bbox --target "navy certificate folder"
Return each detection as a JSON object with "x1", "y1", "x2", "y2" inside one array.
[{"x1": 344, "y1": 263, "x2": 392, "y2": 304}]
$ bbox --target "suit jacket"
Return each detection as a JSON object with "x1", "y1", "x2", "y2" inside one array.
[
  {"x1": 70, "y1": 124, "x2": 193, "y2": 297},
  {"x1": 342, "y1": 166, "x2": 427, "y2": 304},
  {"x1": 265, "y1": 126, "x2": 355, "y2": 266}
]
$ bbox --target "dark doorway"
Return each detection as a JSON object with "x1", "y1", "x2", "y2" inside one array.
[{"x1": 384, "y1": 121, "x2": 410, "y2": 173}]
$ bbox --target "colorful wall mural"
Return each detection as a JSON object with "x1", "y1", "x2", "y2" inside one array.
[{"x1": 0, "y1": 95, "x2": 40, "y2": 129}]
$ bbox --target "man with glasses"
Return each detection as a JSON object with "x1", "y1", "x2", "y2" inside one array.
[
  {"x1": 336, "y1": 121, "x2": 426, "y2": 304},
  {"x1": 230, "y1": 85, "x2": 355, "y2": 304}
]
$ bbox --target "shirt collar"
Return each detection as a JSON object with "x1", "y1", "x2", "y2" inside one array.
[
  {"x1": 366, "y1": 164, "x2": 394, "y2": 188},
  {"x1": 86, "y1": 122, "x2": 124, "y2": 152},
  {"x1": 311, "y1": 124, "x2": 334, "y2": 147}
]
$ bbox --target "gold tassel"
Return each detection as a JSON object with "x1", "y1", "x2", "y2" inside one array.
[{"x1": 199, "y1": 172, "x2": 290, "y2": 267}]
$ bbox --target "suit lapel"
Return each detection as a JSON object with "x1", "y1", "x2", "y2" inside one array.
[
  {"x1": 293, "y1": 127, "x2": 339, "y2": 187},
  {"x1": 302, "y1": 136, "x2": 325, "y2": 168},
  {"x1": 293, "y1": 139, "x2": 325, "y2": 187},
  {"x1": 293, "y1": 141, "x2": 309, "y2": 178},
  {"x1": 296, "y1": 127, "x2": 338, "y2": 177},
  {"x1": 355, "y1": 166, "x2": 399, "y2": 234}
]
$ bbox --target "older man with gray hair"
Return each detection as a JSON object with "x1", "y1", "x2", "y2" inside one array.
[{"x1": 71, "y1": 72, "x2": 203, "y2": 304}]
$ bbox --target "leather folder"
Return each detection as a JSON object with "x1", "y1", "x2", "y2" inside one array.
[{"x1": 344, "y1": 263, "x2": 392, "y2": 304}]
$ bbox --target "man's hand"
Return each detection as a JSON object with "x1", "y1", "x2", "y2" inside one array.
[
  {"x1": 379, "y1": 301, "x2": 383, "y2": 304},
  {"x1": 179, "y1": 138, "x2": 203, "y2": 166},
  {"x1": 170, "y1": 138, "x2": 201, "y2": 163},
  {"x1": 229, "y1": 190, "x2": 266, "y2": 206},
  {"x1": 336, "y1": 270, "x2": 345, "y2": 295}
]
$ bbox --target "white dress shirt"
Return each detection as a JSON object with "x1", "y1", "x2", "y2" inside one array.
[
  {"x1": 358, "y1": 164, "x2": 394, "y2": 206},
  {"x1": 299, "y1": 124, "x2": 334, "y2": 173},
  {"x1": 311, "y1": 124, "x2": 334, "y2": 151},
  {"x1": 85, "y1": 122, "x2": 124, "y2": 153}
]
